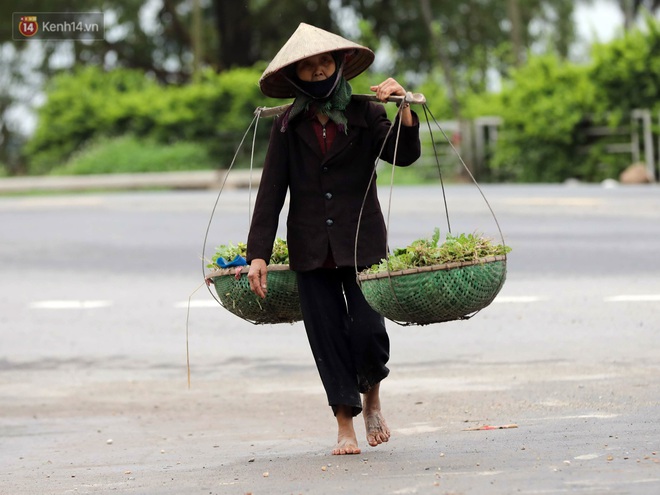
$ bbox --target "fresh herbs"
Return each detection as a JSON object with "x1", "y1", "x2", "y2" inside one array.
[
  {"x1": 364, "y1": 228, "x2": 511, "y2": 274},
  {"x1": 207, "y1": 230, "x2": 510, "y2": 273},
  {"x1": 207, "y1": 238, "x2": 290, "y2": 269},
  {"x1": 270, "y1": 238, "x2": 290, "y2": 264}
]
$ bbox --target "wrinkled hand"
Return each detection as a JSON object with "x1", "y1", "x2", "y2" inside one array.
[
  {"x1": 370, "y1": 77, "x2": 413, "y2": 126},
  {"x1": 248, "y1": 258, "x2": 268, "y2": 299},
  {"x1": 370, "y1": 77, "x2": 406, "y2": 102}
]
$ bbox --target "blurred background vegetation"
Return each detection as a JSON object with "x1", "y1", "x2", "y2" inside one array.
[{"x1": 1, "y1": 0, "x2": 659, "y2": 182}]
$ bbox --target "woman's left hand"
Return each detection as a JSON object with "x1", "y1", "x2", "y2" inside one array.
[
  {"x1": 370, "y1": 77, "x2": 406, "y2": 102},
  {"x1": 370, "y1": 78, "x2": 413, "y2": 127}
]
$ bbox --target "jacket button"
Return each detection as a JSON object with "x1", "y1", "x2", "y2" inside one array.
[
  {"x1": 322, "y1": 166, "x2": 328, "y2": 172},
  {"x1": 326, "y1": 219, "x2": 334, "y2": 226},
  {"x1": 325, "y1": 192, "x2": 333, "y2": 200}
]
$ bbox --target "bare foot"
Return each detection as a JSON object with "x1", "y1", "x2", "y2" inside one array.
[
  {"x1": 363, "y1": 383, "x2": 391, "y2": 447},
  {"x1": 332, "y1": 435, "x2": 361, "y2": 455},
  {"x1": 364, "y1": 410, "x2": 390, "y2": 446},
  {"x1": 333, "y1": 405, "x2": 361, "y2": 455}
]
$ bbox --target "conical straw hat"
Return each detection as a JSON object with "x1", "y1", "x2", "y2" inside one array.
[{"x1": 259, "y1": 23, "x2": 375, "y2": 99}]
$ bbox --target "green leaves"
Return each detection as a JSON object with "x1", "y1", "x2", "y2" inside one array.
[
  {"x1": 489, "y1": 58, "x2": 599, "y2": 181},
  {"x1": 24, "y1": 65, "x2": 276, "y2": 174},
  {"x1": 208, "y1": 238, "x2": 290, "y2": 269},
  {"x1": 590, "y1": 14, "x2": 660, "y2": 121},
  {"x1": 366, "y1": 230, "x2": 511, "y2": 274},
  {"x1": 487, "y1": 15, "x2": 660, "y2": 183},
  {"x1": 207, "y1": 231, "x2": 509, "y2": 275},
  {"x1": 48, "y1": 135, "x2": 214, "y2": 175},
  {"x1": 209, "y1": 242, "x2": 248, "y2": 269},
  {"x1": 270, "y1": 238, "x2": 291, "y2": 265}
]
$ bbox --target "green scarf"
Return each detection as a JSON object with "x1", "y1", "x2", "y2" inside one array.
[{"x1": 281, "y1": 77, "x2": 352, "y2": 134}]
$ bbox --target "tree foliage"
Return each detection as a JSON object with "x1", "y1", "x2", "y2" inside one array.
[
  {"x1": 590, "y1": 13, "x2": 660, "y2": 121},
  {"x1": 611, "y1": 0, "x2": 660, "y2": 29},
  {"x1": 337, "y1": 0, "x2": 578, "y2": 91},
  {"x1": 486, "y1": 14, "x2": 660, "y2": 182},
  {"x1": 490, "y1": 54, "x2": 597, "y2": 182},
  {"x1": 0, "y1": 0, "x2": 339, "y2": 173},
  {"x1": 2, "y1": 0, "x2": 658, "y2": 181},
  {"x1": 24, "y1": 65, "x2": 278, "y2": 174}
]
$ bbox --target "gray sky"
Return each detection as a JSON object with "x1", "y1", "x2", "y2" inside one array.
[{"x1": 574, "y1": 1, "x2": 624, "y2": 42}]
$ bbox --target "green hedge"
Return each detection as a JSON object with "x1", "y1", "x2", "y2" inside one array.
[
  {"x1": 590, "y1": 13, "x2": 660, "y2": 122},
  {"x1": 484, "y1": 15, "x2": 660, "y2": 182},
  {"x1": 25, "y1": 65, "x2": 279, "y2": 174},
  {"x1": 22, "y1": 16, "x2": 660, "y2": 182},
  {"x1": 490, "y1": 54, "x2": 597, "y2": 182}
]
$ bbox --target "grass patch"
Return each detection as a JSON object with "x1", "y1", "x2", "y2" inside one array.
[
  {"x1": 50, "y1": 135, "x2": 217, "y2": 175},
  {"x1": 375, "y1": 165, "x2": 431, "y2": 186}
]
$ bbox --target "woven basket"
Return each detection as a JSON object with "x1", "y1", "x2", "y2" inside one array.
[
  {"x1": 357, "y1": 255, "x2": 507, "y2": 325},
  {"x1": 207, "y1": 265, "x2": 303, "y2": 324}
]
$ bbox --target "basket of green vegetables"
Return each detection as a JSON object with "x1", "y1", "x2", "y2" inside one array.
[
  {"x1": 358, "y1": 229, "x2": 510, "y2": 325},
  {"x1": 206, "y1": 238, "x2": 302, "y2": 324}
]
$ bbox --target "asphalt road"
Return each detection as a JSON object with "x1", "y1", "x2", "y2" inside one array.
[{"x1": 1, "y1": 183, "x2": 659, "y2": 494}]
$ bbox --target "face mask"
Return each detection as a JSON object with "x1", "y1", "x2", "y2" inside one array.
[
  {"x1": 294, "y1": 70, "x2": 340, "y2": 98},
  {"x1": 286, "y1": 52, "x2": 345, "y2": 99}
]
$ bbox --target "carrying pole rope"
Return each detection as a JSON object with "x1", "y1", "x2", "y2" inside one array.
[
  {"x1": 422, "y1": 105, "x2": 452, "y2": 235},
  {"x1": 354, "y1": 98, "x2": 508, "y2": 325},
  {"x1": 353, "y1": 94, "x2": 424, "y2": 325},
  {"x1": 353, "y1": 93, "x2": 421, "y2": 281},
  {"x1": 201, "y1": 93, "x2": 505, "y2": 327},
  {"x1": 381, "y1": 107, "x2": 419, "y2": 325},
  {"x1": 248, "y1": 109, "x2": 261, "y2": 227},
  {"x1": 201, "y1": 112, "x2": 259, "y2": 303},
  {"x1": 421, "y1": 105, "x2": 507, "y2": 250},
  {"x1": 419, "y1": 103, "x2": 508, "y2": 321},
  {"x1": 189, "y1": 113, "x2": 262, "y2": 386}
]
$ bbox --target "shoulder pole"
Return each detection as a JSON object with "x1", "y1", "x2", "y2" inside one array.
[{"x1": 254, "y1": 92, "x2": 427, "y2": 118}]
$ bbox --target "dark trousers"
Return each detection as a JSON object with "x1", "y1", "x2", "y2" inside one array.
[{"x1": 296, "y1": 267, "x2": 390, "y2": 417}]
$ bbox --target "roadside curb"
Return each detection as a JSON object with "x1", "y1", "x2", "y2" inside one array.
[{"x1": 0, "y1": 169, "x2": 262, "y2": 194}]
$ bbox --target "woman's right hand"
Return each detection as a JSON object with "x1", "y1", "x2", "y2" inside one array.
[{"x1": 248, "y1": 258, "x2": 268, "y2": 299}]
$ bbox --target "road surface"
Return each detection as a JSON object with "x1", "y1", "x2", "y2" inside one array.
[{"x1": 1, "y1": 183, "x2": 659, "y2": 494}]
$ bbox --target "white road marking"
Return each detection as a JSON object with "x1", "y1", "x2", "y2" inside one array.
[
  {"x1": 605, "y1": 294, "x2": 660, "y2": 302},
  {"x1": 494, "y1": 296, "x2": 542, "y2": 303},
  {"x1": 565, "y1": 478, "x2": 660, "y2": 488},
  {"x1": 437, "y1": 471, "x2": 504, "y2": 477},
  {"x1": 493, "y1": 294, "x2": 660, "y2": 304},
  {"x1": 0, "y1": 197, "x2": 104, "y2": 211},
  {"x1": 528, "y1": 413, "x2": 619, "y2": 421},
  {"x1": 174, "y1": 300, "x2": 219, "y2": 308},
  {"x1": 29, "y1": 300, "x2": 113, "y2": 309},
  {"x1": 504, "y1": 197, "x2": 602, "y2": 207},
  {"x1": 26, "y1": 294, "x2": 658, "y2": 311}
]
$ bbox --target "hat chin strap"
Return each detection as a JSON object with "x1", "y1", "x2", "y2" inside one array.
[{"x1": 285, "y1": 62, "x2": 345, "y2": 100}]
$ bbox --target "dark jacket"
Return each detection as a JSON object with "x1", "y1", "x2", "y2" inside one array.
[{"x1": 247, "y1": 98, "x2": 421, "y2": 272}]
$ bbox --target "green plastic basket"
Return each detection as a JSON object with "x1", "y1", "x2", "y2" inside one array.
[
  {"x1": 357, "y1": 256, "x2": 507, "y2": 325},
  {"x1": 208, "y1": 265, "x2": 303, "y2": 324}
]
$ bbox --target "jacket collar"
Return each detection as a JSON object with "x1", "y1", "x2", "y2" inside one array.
[{"x1": 292, "y1": 99, "x2": 368, "y2": 161}]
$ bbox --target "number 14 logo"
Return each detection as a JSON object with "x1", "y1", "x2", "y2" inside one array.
[{"x1": 19, "y1": 16, "x2": 38, "y2": 37}]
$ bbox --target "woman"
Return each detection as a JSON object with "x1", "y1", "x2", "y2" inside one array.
[{"x1": 246, "y1": 23, "x2": 421, "y2": 455}]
